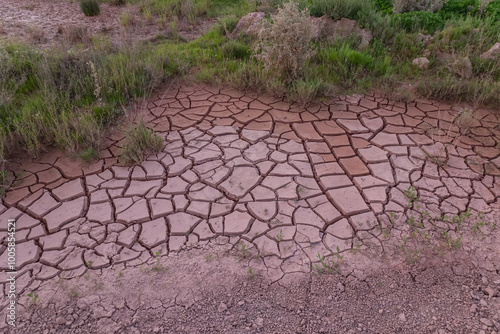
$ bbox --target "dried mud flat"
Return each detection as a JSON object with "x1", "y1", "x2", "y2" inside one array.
[
  {"x1": 2, "y1": 83, "x2": 500, "y2": 333},
  {"x1": 0, "y1": 0, "x2": 213, "y2": 45}
]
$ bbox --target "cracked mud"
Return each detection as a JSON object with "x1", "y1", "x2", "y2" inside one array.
[{"x1": 2, "y1": 84, "x2": 500, "y2": 333}]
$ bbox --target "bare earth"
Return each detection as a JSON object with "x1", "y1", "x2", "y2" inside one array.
[
  {"x1": 0, "y1": 0, "x2": 213, "y2": 45},
  {"x1": 1, "y1": 83, "x2": 500, "y2": 333}
]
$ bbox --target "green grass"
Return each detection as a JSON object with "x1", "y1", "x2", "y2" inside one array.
[
  {"x1": 121, "y1": 122, "x2": 164, "y2": 165},
  {"x1": 80, "y1": 0, "x2": 100, "y2": 16},
  {"x1": 0, "y1": 40, "x2": 173, "y2": 163}
]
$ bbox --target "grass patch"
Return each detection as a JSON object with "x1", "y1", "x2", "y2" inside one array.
[
  {"x1": 0, "y1": 40, "x2": 172, "y2": 164},
  {"x1": 80, "y1": 0, "x2": 100, "y2": 16},
  {"x1": 121, "y1": 122, "x2": 164, "y2": 165}
]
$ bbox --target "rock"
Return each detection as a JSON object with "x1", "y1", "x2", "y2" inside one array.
[
  {"x1": 413, "y1": 57, "x2": 430, "y2": 70},
  {"x1": 470, "y1": 304, "x2": 477, "y2": 313},
  {"x1": 417, "y1": 33, "x2": 431, "y2": 44},
  {"x1": 218, "y1": 301, "x2": 228, "y2": 313},
  {"x1": 398, "y1": 312, "x2": 406, "y2": 322},
  {"x1": 228, "y1": 12, "x2": 265, "y2": 39},
  {"x1": 310, "y1": 17, "x2": 372, "y2": 49},
  {"x1": 480, "y1": 318, "x2": 493, "y2": 327},
  {"x1": 56, "y1": 316, "x2": 66, "y2": 325},
  {"x1": 449, "y1": 56, "x2": 472, "y2": 79},
  {"x1": 485, "y1": 286, "x2": 496, "y2": 299},
  {"x1": 255, "y1": 317, "x2": 264, "y2": 327},
  {"x1": 480, "y1": 42, "x2": 500, "y2": 60},
  {"x1": 337, "y1": 282, "x2": 345, "y2": 292}
]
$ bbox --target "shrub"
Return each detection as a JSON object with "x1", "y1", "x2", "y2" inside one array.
[
  {"x1": 80, "y1": 0, "x2": 100, "y2": 16},
  {"x1": 374, "y1": 0, "x2": 394, "y2": 14},
  {"x1": 121, "y1": 122, "x2": 163, "y2": 165},
  {"x1": 485, "y1": 0, "x2": 500, "y2": 20},
  {"x1": 393, "y1": 0, "x2": 443, "y2": 13},
  {"x1": 440, "y1": 0, "x2": 478, "y2": 18},
  {"x1": 308, "y1": 0, "x2": 375, "y2": 21},
  {"x1": 253, "y1": 1, "x2": 315, "y2": 82}
]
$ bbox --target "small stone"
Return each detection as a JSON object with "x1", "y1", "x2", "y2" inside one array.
[
  {"x1": 470, "y1": 304, "x2": 477, "y2": 313},
  {"x1": 413, "y1": 57, "x2": 429, "y2": 70},
  {"x1": 56, "y1": 316, "x2": 66, "y2": 325},
  {"x1": 398, "y1": 313, "x2": 406, "y2": 322},
  {"x1": 480, "y1": 318, "x2": 493, "y2": 327},
  {"x1": 218, "y1": 302, "x2": 228, "y2": 313}
]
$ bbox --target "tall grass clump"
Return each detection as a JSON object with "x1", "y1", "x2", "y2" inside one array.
[
  {"x1": 0, "y1": 41, "x2": 171, "y2": 161},
  {"x1": 80, "y1": 0, "x2": 101, "y2": 16},
  {"x1": 121, "y1": 122, "x2": 163, "y2": 165}
]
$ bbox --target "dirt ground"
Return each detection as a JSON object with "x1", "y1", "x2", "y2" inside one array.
[
  {"x1": 0, "y1": 0, "x2": 214, "y2": 45},
  {"x1": 3, "y1": 225, "x2": 500, "y2": 334}
]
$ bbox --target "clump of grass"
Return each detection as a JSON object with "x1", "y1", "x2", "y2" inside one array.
[
  {"x1": 309, "y1": 0, "x2": 375, "y2": 21},
  {"x1": 80, "y1": 0, "x2": 100, "y2": 17},
  {"x1": 120, "y1": 10, "x2": 136, "y2": 27},
  {"x1": 78, "y1": 147, "x2": 99, "y2": 163},
  {"x1": 110, "y1": 0, "x2": 127, "y2": 5},
  {"x1": 121, "y1": 122, "x2": 163, "y2": 165},
  {"x1": 57, "y1": 25, "x2": 90, "y2": 44},
  {"x1": 142, "y1": 7, "x2": 153, "y2": 23}
]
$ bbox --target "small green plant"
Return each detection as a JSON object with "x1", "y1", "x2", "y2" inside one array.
[
  {"x1": 80, "y1": 0, "x2": 100, "y2": 16},
  {"x1": 78, "y1": 147, "x2": 99, "y2": 163},
  {"x1": 313, "y1": 247, "x2": 344, "y2": 275},
  {"x1": 235, "y1": 242, "x2": 251, "y2": 259},
  {"x1": 86, "y1": 260, "x2": 94, "y2": 268},
  {"x1": 403, "y1": 185, "x2": 419, "y2": 208},
  {"x1": 121, "y1": 122, "x2": 163, "y2": 165},
  {"x1": 27, "y1": 292, "x2": 39, "y2": 306},
  {"x1": 69, "y1": 286, "x2": 78, "y2": 298},
  {"x1": 205, "y1": 253, "x2": 214, "y2": 262},
  {"x1": 247, "y1": 267, "x2": 257, "y2": 279},
  {"x1": 273, "y1": 230, "x2": 284, "y2": 242},
  {"x1": 118, "y1": 269, "x2": 124, "y2": 277},
  {"x1": 151, "y1": 250, "x2": 167, "y2": 272}
]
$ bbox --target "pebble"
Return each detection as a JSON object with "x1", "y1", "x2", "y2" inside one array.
[
  {"x1": 55, "y1": 317, "x2": 66, "y2": 325},
  {"x1": 398, "y1": 313, "x2": 406, "y2": 322},
  {"x1": 218, "y1": 302, "x2": 228, "y2": 313},
  {"x1": 480, "y1": 318, "x2": 493, "y2": 327}
]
